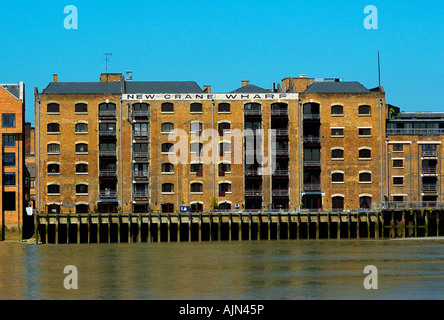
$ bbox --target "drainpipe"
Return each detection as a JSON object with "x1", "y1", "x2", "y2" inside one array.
[
  {"x1": 380, "y1": 98, "x2": 384, "y2": 205},
  {"x1": 119, "y1": 98, "x2": 123, "y2": 212},
  {"x1": 299, "y1": 99, "x2": 303, "y2": 210},
  {"x1": 212, "y1": 98, "x2": 215, "y2": 199},
  {"x1": 36, "y1": 97, "x2": 40, "y2": 213}
]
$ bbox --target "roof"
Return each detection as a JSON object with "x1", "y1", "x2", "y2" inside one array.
[
  {"x1": 394, "y1": 112, "x2": 444, "y2": 120},
  {"x1": 26, "y1": 163, "x2": 35, "y2": 178},
  {"x1": 304, "y1": 81, "x2": 370, "y2": 93},
  {"x1": 41, "y1": 81, "x2": 203, "y2": 94},
  {"x1": 231, "y1": 84, "x2": 270, "y2": 94},
  {"x1": 1, "y1": 84, "x2": 21, "y2": 99}
]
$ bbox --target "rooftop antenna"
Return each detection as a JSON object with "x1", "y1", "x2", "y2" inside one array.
[{"x1": 104, "y1": 53, "x2": 112, "y2": 81}]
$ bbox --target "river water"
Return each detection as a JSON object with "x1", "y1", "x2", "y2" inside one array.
[{"x1": 0, "y1": 238, "x2": 442, "y2": 300}]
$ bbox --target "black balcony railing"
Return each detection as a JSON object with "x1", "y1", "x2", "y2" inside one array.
[
  {"x1": 304, "y1": 184, "x2": 321, "y2": 192},
  {"x1": 245, "y1": 190, "x2": 263, "y2": 197},
  {"x1": 99, "y1": 190, "x2": 118, "y2": 199}
]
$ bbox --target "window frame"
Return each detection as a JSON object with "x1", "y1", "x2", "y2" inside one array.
[
  {"x1": 161, "y1": 122, "x2": 174, "y2": 134},
  {"x1": 47, "y1": 103, "x2": 60, "y2": 114},
  {"x1": 358, "y1": 105, "x2": 371, "y2": 116},
  {"x1": 161, "y1": 103, "x2": 174, "y2": 113},
  {"x1": 2, "y1": 114, "x2": 16, "y2": 128},
  {"x1": 75, "y1": 103, "x2": 88, "y2": 114}
]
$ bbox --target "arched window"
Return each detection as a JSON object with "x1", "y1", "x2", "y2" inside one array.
[
  {"x1": 47, "y1": 184, "x2": 60, "y2": 195},
  {"x1": 219, "y1": 202, "x2": 232, "y2": 210},
  {"x1": 218, "y1": 122, "x2": 231, "y2": 136},
  {"x1": 75, "y1": 123, "x2": 88, "y2": 133},
  {"x1": 244, "y1": 103, "x2": 261, "y2": 114},
  {"x1": 47, "y1": 163, "x2": 60, "y2": 174},
  {"x1": 359, "y1": 105, "x2": 371, "y2": 115},
  {"x1": 191, "y1": 202, "x2": 203, "y2": 213},
  {"x1": 76, "y1": 143, "x2": 88, "y2": 153},
  {"x1": 161, "y1": 103, "x2": 174, "y2": 113},
  {"x1": 99, "y1": 102, "x2": 116, "y2": 111},
  {"x1": 76, "y1": 163, "x2": 88, "y2": 173},
  {"x1": 161, "y1": 163, "x2": 174, "y2": 173},
  {"x1": 218, "y1": 103, "x2": 230, "y2": 113},
  {"x1": 76, "y1": 184, "x2": 89, "y2": 195},
  {"x1": 359, "y1": 148, "x2": 372, "y2": 159},
  {"x1": 161, "y1": 143, "x2": 174, "y2": 154},
  {"x1": 190, "y1": 142, "x2": 203, "y2": 156},
  {"x1": 190, "y1": 182, "x2": 203, "y2": 194},
  {"x1": 190, "y1": 102, "x2": 203, "y2": 113},
  {"x1": 47, "y1": 143, "x2": 60, "y2": 154},
  {"x1": 47, "y1": 123, "x2": 60, "y2": 133},
  {"x1": 190, "y1": 122, "x2": 203, "y2": 135},
  {"x1": 47, "y1": 103, "x2": 60, "y2": 113},
  {"x1": 76, "y1": 204, "x2": 89, "y2": 214},
  {"x1": 360, "y1": 196, "x2": 372, "y2": 209},
  {"x1": 75, "y1": 103, "x2": 88, "y2": 113},
  {"x1": 161, "y1": 122, "x2": 174, "y2": 133},
  {"x1": 162, "y1": 183, "x2": 174, "y2": 194},
  {"x1": 332, "y1": 196, "x2": 344, "y2": 211},
  {"x1": 331, "y1": 105, "x2": 343, "y2": 115},
  {"x1": 331, "y1": 148, "x2": 344, "y2": 160},
  {"x1": 359, "y1": 172, "x2": 372, "y2": 182},
  {"x1": 133, "y1": 103, "x2": 149, "y2": 111},
  {"x1": 219, "y1": 182, "x2": 231, "y2": 196},
  {"x1": 332, "y1": 172, "x2": 344, "y2": 182}
]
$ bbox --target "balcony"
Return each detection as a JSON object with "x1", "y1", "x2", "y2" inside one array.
[
  {"x1": 133, "y1": 171, "x2": 149, "y2": 179},
  {"x1": 99, "y1": 110, "x2": 116, "y2": 118},
  {"x1": 245, "y1": 169, "x2": 262, "y2": 176},
  {"x1": 422, "y1": 184, "x2": 437, "y2": 192},
  {"x1": 422, "y1": 150, "x2": 438, "y2": 158},
  {"x1": 274, "y1": 149, "x2": 289, "y2": 156},
  {"x1": 303, "y1": 160, "x2": 321, "y2": 167},
  {"x1": 99, "y1": 170, "x2": 117, "y2": 177},
  {"x1": 304, "y1": 184, "x2": 322, "y2": 192},
  {"x1": 303, "y1": 136, "x2": 321, "y2": 144},
  {"x1": 422, "y1": 167, "x2": 437, "y2": 175},
  {"x1": 273, "y1": 169, "x2": 289, "y2": 176},
  {"x1": 303, "y1": 114, "x2": 320, "y2": 120},
  {"x1": 387, "y1": 128, "x2": 444, "y2": 135},
  {"x1": 133, "y1": 191, "x2": 149, "y2": 199},
  {"x1": 271, "y1": 109, "x2": 288, "y2": 116},
  {"x1": 99, "y1": 150, "x2": 117, "y2": 157},
  {"x1": 245, "y1": 190, "x2": 263, "y2": 197},
  {"x1": 133, "y1": 110, "x2": 149, "y2": 118},
  {"x1": 99, "y1": 130, "x2": 117, "y2": 137},
  {"x1": 133, "y1": 152, "x2": 149, "y2": 160},
  {"x1": 99, "y1": 190, "x2": 118, "y2": 199},
  {"x1": 244, "y1": 110, "x2": 262, "y2": 116},
  {"x1": 133, "y1": 131, "x2": 149, "y2": 139},
  {"x1": 272, "y1": 190, "x2": 289, "y2": 197},
  {"x1": 271, "y1": 129, "x2": 289, "y2": 137}
]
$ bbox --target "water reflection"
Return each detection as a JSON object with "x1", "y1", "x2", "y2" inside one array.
[{"x1": 0, "y1": 239, "x2": 443, "y2": 300}]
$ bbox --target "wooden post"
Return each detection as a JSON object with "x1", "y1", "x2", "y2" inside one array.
[
  {"x1": 297, "y1": 212, "x2": 301, "y2": 240},
  {"x1": 158, "y1": 213, "x2": 161, "y2": 243},
  {"x1": 35, "y1": 213, "x2": 40, "y2": 245},
  {"x1": 337, "y1": 212, "x2": 341, "y2": 240},
  {"x1": 402, "y1": 211, "x2": 406, "y2": 238},
  {"x1": 347, "y1": 212, "x2": 351, "y2": 239},
  {"x1": 376, "y1": 211, "x2": 381, "y2": 239},
  {"x1": 248, "y1": 213, "x2": 252, "y2": 241},
  {"x1": 327, "y1": 212, "x2": 331, "y2": 239},
  {"x1": 198, "y1": 213, "x2": 202, "y2": 242},
  {"x1": 414, "y1": 211, "x2": 418, "y2": 238},
  {"x1": 437, "y1": 212, "x2": 440, "y2": 237},
  {"x1": 66, "y1": 213, "x2": 70, "y2": 244},
  {"x1": 208, "y1": 213, "x2": 212, "y2": 242},
  {"x1": 258, "y1": 213, "x2": 262, "y2": 241},
  {"x1": 425, "y1": 211, "x2": 429, "y2": 237},
  {"x1": 117, "y1": 214, "x2": 121, "y2": 244},
  {"x1": 55, "y1": 214, "x2": 59, "y2": 245},
  {"x1": 218, "y1": 213, "x2": 222, "y2": 241},
  {"x1": 46, "y1": 214, "x2": 50, "y2": 244},
  {"x1": 97, "y1": 213, "x2": 101, "y2": 244},
  {"x1": 168, "y1": 214, "x2": 172, "y2": 243},
  {"x1": 147, "y1": 214, "x2": 151, "y2": 243},
  {"x1": 367, "y1": 212, "x2": 371, "y2": 239},
  {"x1": 238, "y1": 213, "x2": 242, "y2": 241},
  {"x1": 356, "y1": 212, "x2": 360, "y2": 239},
  {"x1": 316, "y1": 212, "x2": 320, "y2": 240},
  {"x1": 77, "y1": 214, "x2": 81, "y2": 244},
  {"x1": 138, "y1": 214, "x2": 142, "y2": 243},
  {"x1": 307, "y1": 212, "x2": 310, "y2": 239},
  {"x1": 188, "y1": 213, "x2": 192, "y2": 242},
  {"x1": 128, "y1": 213, "x2": 132, "y2": 243},
  {"x1": 287, "y1": 213, "x2": 290, "y2": 240},
  {"x1": 177, "y1": 214, "x2": 181, "y2": 242},
  {"x1": 108, "y1": 214, "x2": 112, "y2": 243},
  {"x1": 229, "y1": 213, "x2": 232, "y2": 241},
  {"x1": 390, "y1": 212, "x2": 395, "y2": 238},
  {"x1": 87, "y1": 214, "x2": 91, "y2": 244},
  {"x1": 277, "y1": 213, "x2": 281, "y2": 240},
  {"x1": 267, "y1": 213, "x2": 271, "y2": 241}
]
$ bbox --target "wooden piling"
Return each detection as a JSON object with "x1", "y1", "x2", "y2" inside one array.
[
  {"x1": 229, "y1": 213, "x2": 232, "y2": 241},
  {"x1": 128, "y1": 213, "x2": 132, "y2": 243},
  {"x1": 356, "y1": 212, "x2": 360, "y2": 239},
  {"x1": 147, "y1": 214, "x2": 151, "y2": 243},
  {"x1": 46, "y1": 214, "x2": 50, "y2": 244},
  {"x1": 267, "y1": 213, "x2": 271, "y2": 241},
  {"x1": 248, "y1": 213, "x2": 252, "y2": 241},
  {"x1": 198, "y1": 213, "x2": 202, "y2": 242},
  {"x1": 437, "y1": 212, "x2": 440, "y2": 237},
  {"x1": 327, "y1": 212, "x2": 331, "y2": 239},
  {"x1": 208, "y1": 213, "x2": 212, "y2": 242},
  {"x1": 425, "y1": 211, "x2": 429, "y2": 237},
  {"x1": 77, "y1": 214, "x2": 81, "y2": 244},
  {"x1": 277, "y1": 213, "x2": 281, "y2": 240},
  {"x1": 287, "y1": 213, "x2": 290, "y2": 240},
  {"x1": 158, "y1": 214, "x2": 161, "y2": 243},
  {"x1": 367, "y1": 212, "x2": 371, "y2": 239},
  {"x1": 258, "y1": 213, "x2": 262, "y2": 240},
  {"x1": 307, "y1": 212, "x2": 310, "y2": 239},
  {"x1": 55, "y1": 214, "x2": 59, "y2": 245},
  {"x1": 402, "y1": 211, "x2": 406, "y2": 238},
  {"x1": 337, "y1": 212, "x2": 341, "y2": 240},
  {"x1": 238, "y1": 213, "x2": 242, "y2": 241},
  {"x1": 218, "y1": 213, "x2": 222, "y2": 241},
  {"x1": 296, "y1": 212, "x2": 301, "y2": 240},
  {"x1": 97, "y1": 213, "x2": 101, "y2": 244},
  {"x1": 347, "y1": 212, "x2": 351, "y2": 239},
  {"x1": 66, "y1": 213, "x2": 70, "y2": 244},
  {"x1": 87, "y1": 214, "x2": 91, "y2": 244},
  {"x1": 316, "y1": 212, "x2": 320, "y2": 240},
  {"x1": 414, "y1": 211, "x2": 418, "y2": 238}
]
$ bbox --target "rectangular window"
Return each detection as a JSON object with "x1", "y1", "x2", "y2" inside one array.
[
  {"x1": 2, "y1": 114, "x2": 16, "y2": 128},
  {"x1": 2, "y1": 134, "x2": 15, "y2": 147},
  {"x1": 3, "y1": 173, "x2": 16, "y2": 186},
  {"x1": 331, "y1": 128, "x2": 344, "y2": 137},
  {"x1": 359, "y1": 128, "x2": 372, "y2": 136},
  {"x1": 393, "y1": 159, "x2": 404, "y2": 168},
  {"x1": 2, "y1": 153, "x2": 15, "y2": 167},
  {"x1": 393, "y1": 144, "x2": 403, "y2": 152},
  {"x1": 3, "y1": 192, "x2": 16, "y2": 210},
  {"x1": 393, "y1": 177, "x2": 404, "y2": 186}
]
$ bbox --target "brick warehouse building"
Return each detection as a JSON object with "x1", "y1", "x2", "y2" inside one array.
[
  {"x1": 34, "y1": 73, "x2": 442, "y2": 214},
  {"x1": 0, "y1": 82, "x2": 26, "y2": 235}
]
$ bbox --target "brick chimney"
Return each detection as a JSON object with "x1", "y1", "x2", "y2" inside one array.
[
  {"x1": 53, "y1": 74, "x2": 58, "y2": 83},
  {"x1": 241, "y1": 80, "x2": 250, "y2": 87},
  {"x1": 100, "y1": 73, "x2": 123, "y2": 83},
  {"x1": 203, "y1": 85, "x2": 212, "y2": 93}
]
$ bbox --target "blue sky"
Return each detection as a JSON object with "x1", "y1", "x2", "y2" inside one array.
[{"x1": 0, "y1": 0, "x2": 442, "y2": 125}]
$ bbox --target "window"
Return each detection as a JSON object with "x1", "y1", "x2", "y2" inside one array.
[
  {"x1": 190, "y1": 103, "x2": 202, "y2": 113},
  {"x1": 162, "y1": 203, "x2": 174, "y2": 213},
  {"x1": 75, "y1": 123, "x2": 88, "y2": 133},
  {"x1": 2, "y1": 134, "x2": 15, "y2": 147},
  {"x1": 3, "y1": 173, "x2": 16, "y2": 186},
  {"x1": 76, "y1": 184, "x2": 88, "y2": 195},
  {"x1": 393, "y1": 159, "x2": 404, "y2": 168},
  {"x1": 219, "y1": 142, "x2": 231, "y2": 156},
  {"x1": 359, "y1": 172, "x2": 372, "y2": 183},
  {"x1": 393, "y1": 144, "x2": 403, "y2": 152},
  {"x1": 76, "y1": 143, "x2": 88, "y2": 153},
  {"x1": 218, "y1": 103, "x2": 230, "y2": 113},
  {"x1": 219, "y1": 183, "x2": 231, "y2": 196},
  {"x1": 100, "y1": 123, "x2": 116, "y2": 133},
  {"x1": 359, "y1": 196, "x2": 372, "y2": 209},
  {"x1": 359, "y1": 105, "x2": 371, "y2": 115},
  {"x1": 191, "y1": 163, "x2": 203, "y2": 175},
  {"x1": 47, "y1": 103, "x2": 60, "y2": 113},
  {"x1": 48, "y1": 164, "x2": 60, "y2": 174},
  {"x1": 218, "y1": 122, "x2": 231, "y2": 136},
  {"x1": 332, "y1": 172, "x2": 344, "y2": 183},
  {"x1": 219, "y1": 202, "x2": 231, "y2": 210},
  {"x1": 161, "y1": 163, "x2": 174, "y2": 174},
  {"x1": 161, "y1": 143, "x2": 174, "y2": 154},
  {"x1": 134, "y1": 143, "x2": 148, "y2": 152},
  {"x1": 47, "y1": 143, "x2": 60, "y2": 154},
  {"x1": 76, "y1": 163, "x2": 88, "y2": 174},
  {"x1": 162, "y1": 183, "x2": 174, "y2": 194},
  {"x1": 2, "y1": 114, "x2": 16, "y2": 128},
  {"x1": 75, "y1": 103, "x2": 88, "y2": 113},
  {"x1": 332, "y1": 196, "x2": 344, "y2": 211},
  {"x1": 331, "y1": 105, "x2": 343, "y2": 116},
  {"x1": 98, "y1": 103, "x2": 116, "y2": 117},
  {"x1": 76, "y1": 204, "x2": 89, "y2": 214},
  {"x1": 161, "y1": 122, "x2": 174, "y2": 134},
  {"x1": 359, "y1": 148, "x2": 372, "y2": 159},
  {"x1": 133, "y1": 123, "x2": 148, "y2": 136},
  {"x1": 331, "y1": 128, "x2": 344, "y2": 137},
  {"x1": 190, "y1": 142, "x2": 203, "y2": 156},
  {"x1": 48, "y1": 184, "x2": 60, "y2": 195},
  {"x1": 393, "y1": 196, "x2": 404, "y2": 202},
  {"x1": 161, "y1": 103, "x2": 174, "y2": 113},
  {"x1": 331, "y1": 148, "x2": 344, "y2": 160},
  {"x1": 133, "y1": 103, "x2": 149, "y2": 112},
  {"x1": 190, "y1": 182, "x2": 203, "y2": 193},
  {"x1": 244, "y1": 102, "x2": 261, "y2": 111},
  {"x1": 47, "y1": 123, "x2": 60, "y2": 133},
  {"x1": 359, "y1": 128, "x2": 371, "y2": 136},
  {"x1": 393, "y1": 177, "x2": 404, "y2": 186},
  {"x1": 219, "y1": 163, "x2": 231, "y2": 174},
  {"x1": 190, "y1": 122, "x2": 203, "y2": 135},
  {"x1": 2, "y1": 153, "x2": 15, "y2": 167},
  {"x1": 3, "y1": 192, "x2": 16, "y2": 210}
]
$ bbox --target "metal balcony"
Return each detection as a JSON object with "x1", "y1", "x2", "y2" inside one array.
[
  {"x1": 422, "y1": 184, "x2": 437, "y2": 192},
  {"x1": 271, "y1": 109, "x2": 288, "y2": 116},
  {"x1": 422, "y1": 150, "x2": 438, "y2": 158},
  {"x1": 99, "y1": 130, "x2": 117, "y2": 137},
  {"x1": 273, "y1": 169, "x2": 289, "y2": 176},
  {"x1": 303, "y1": 136, "x2": 321, "y2": 144},
  {"x1": 245, "y1": 169, "x2": 262, "y2": 176},
  {"x1": 132, "y1": 110, "x2": 149, "y2": 118},
  {"x1": 271, "y1": 129, "x2": 289, "y2": 136},
  {"x1": 133, "y1": 171, "x2": 149, "y2": 179},
  {"x1": 387, "y1": 128, "x2": 444, "y2": 135},
  {"x1": 99, "y1": 170, "x2": 117, "y2": 177},
  {"x1": 99, "y1": 110, "x2": 116, "y2": 118},
  {"x1": 133, "y1": 131, "x2": 149, "y2": 139},
  {"x1": 303, "y1": 160, "x2": 321, "y2": 167},
  {"x1": 304, "y1": 184, "x2": 321, "y2": 192},
  {"x1": 272, "y1": 190, "x2": 289, "y2": 197},
  {"x1": 244, "y1": 110, "x2": 262, "y2": 116},
  {"x1": 303, "y1": 114, "x2": 320, "y2": 120},
  {"x1": 274, "y1": 149, "x2": 289, "y2": 156},
  {"x1": 133, "y1": 152, "x2": 149, "y2": 159},
  {"x1": 99, "y1": 150, "x2": 117, "y2": 157},
  {"x1": 245, "y1": 190, "x2": 263, "y2": 197},
  {"x1": 422, "y1": 167, "x2": 437, "y2": 175},
  {"x1": 99, "y1": 190, "x2": 118, "y2": 199},
  {"x1": 133, "y1": 191, "x2": 149, "y2": 199}
]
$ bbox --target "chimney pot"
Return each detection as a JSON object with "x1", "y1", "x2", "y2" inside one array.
[{"x1": 241, "y1": 80, "x2": 250, "y2": 87}]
